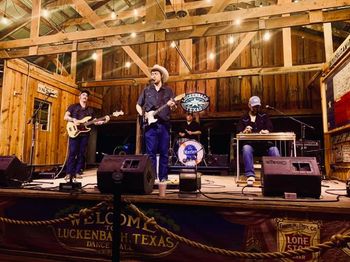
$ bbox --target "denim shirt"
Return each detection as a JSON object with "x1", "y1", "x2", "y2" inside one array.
[{"x1": 137, "y1": 84, "x2": 174, "y2": 122}]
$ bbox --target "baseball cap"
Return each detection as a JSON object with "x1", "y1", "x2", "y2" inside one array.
[{"x1": 249, "y1": 96, "x2": 261, "y2": 107}]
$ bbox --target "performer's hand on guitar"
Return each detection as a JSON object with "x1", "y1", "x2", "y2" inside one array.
[
  {"x1": 95, "y1": 115, "x2": 110, "y2": 125},
  {"x1": 167, "y1": 98, "x2": 176, "y2": 107}
]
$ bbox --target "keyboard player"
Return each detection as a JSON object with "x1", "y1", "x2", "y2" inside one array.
[{"x1": 237, "y1": 96, "x2": 280, "y2": 186}]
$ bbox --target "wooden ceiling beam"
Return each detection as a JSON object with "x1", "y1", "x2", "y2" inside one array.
[
  {"x1": 80, "y1": 63, "x2": 323, "y2": 87},
  {"x1": 60, "y1": 0, "x2": 254, "y2": 28},
  {"x1": 71, "y1": 0, "x2": 150, "y2": 77},
  {"x1": 218, "y1": 32, "x2": 257, "y2": 72},
  {"x1": 1, "y1": 0, "x2": 348, "y2": 51},
  {"x1": 2, "y1": 7, "x2": 349, "y2": 59}
]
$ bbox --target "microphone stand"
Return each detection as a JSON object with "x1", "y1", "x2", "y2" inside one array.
[
  {"x1": 267, "y1": 106, "x2": 314, "y2": 157},
  {"x1": 26, "y1": 92, "x2": 53, "y2": 183}
]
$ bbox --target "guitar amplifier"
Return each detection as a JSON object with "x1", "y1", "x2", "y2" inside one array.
[{"x1": 261, "y1": 157, "x2": 321, "y2": 198}]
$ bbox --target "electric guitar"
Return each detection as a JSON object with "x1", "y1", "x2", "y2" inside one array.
[
  {"x1": 66, "y1": 110, "x2": 124, "y2": 138},
  {"x1": 143, "y1": 93, "x2": 185, "y2": 127}
]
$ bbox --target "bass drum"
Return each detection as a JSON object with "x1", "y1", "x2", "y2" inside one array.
[{"x1": 177, "y1": 140, "x2": 204, "y2": 166}]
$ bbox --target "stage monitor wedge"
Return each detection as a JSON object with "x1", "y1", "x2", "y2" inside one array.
[
  {"x1": 261, "y1": 156, "x2": 321, "y2": 198},
  {"x1": 0, "y1": 155, "x2": 28, "y2": 188},
  {"x1": 97, "y1": 155, "x2": 155, "y2": 194}
]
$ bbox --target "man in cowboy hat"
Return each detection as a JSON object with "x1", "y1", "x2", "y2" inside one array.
[
  {"x1": 136, "y1": 64, "x2": 176, "y2": 182},
  {"x1": 236, "y1": 96, "x2": 280, "y2": 186}
]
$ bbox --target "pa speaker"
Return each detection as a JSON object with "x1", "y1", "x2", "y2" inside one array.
[
  {"x1": 261, "y1": 156, "x2": 321, "y2": 198},
  {"x1": 0, "y1": 155, "x2": 27, "y2": 187},
  {"x1": 97, "y1": 155, "x2": 155, "y2": 194}
]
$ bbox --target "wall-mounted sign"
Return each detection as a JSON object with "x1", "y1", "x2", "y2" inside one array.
[
  {"x1": 37, "y1": 83, "x2": 58, "y2": 98},
  {"x1": 180, "y1": 93, "x2": 210, "y2": 113}
]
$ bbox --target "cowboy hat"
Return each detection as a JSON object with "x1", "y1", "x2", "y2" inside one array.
[{"x1": 151, "y1": 64, "x2": 169, "y2": 83}]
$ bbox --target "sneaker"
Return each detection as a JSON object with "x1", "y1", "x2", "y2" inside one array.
[{"x1": 247, "y1": 176, "x2": 255, "y2": 186}]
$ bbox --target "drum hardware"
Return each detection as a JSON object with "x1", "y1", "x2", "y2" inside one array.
[{"x1": 168, "y1": 127, "x2": 178, "y2": 165}]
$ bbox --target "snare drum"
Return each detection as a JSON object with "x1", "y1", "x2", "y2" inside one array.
[{"x1": 177, "y1": 140, "x2": 204, "y2": 166}]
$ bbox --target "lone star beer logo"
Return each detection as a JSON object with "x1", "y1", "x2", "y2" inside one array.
[
  {"x1": 180, "y1": 93, "x2": 210, "y2": 113},
  {"x1": 277, "y1": 219, "x2": 321, "y2": 262}
]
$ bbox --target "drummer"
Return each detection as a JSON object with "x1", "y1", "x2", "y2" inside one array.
[{"x1": 178, "y1": 112, "x2": 202, "y2": 141}]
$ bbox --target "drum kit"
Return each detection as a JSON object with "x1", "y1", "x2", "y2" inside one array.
[{"x1": 169, "y1": 92, "x2": 212, "y2": 167}]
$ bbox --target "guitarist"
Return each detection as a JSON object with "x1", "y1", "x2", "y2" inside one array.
[
  {"x1": 64, "y1": 90, "x2": 110, "y2": 180},
  {"x1": 136, "y1": 64, "x2": 176, "y2": 182}
]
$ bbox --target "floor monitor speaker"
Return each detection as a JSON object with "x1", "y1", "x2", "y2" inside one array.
[
  {"x1": 97, "y1": 155, "x2": 155, "y2": 194},
  {"x1": 261, "y1": 156, "x2": 321, "y2": 198},
  {"x1": 0, "y1": 156, "x2": 27, "y2": 187}
]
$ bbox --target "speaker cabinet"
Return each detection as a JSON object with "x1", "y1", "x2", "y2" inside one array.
[
  {"x1": 179, "y1": 169, "x2": 201, "y2": 192},
  {"x1": 261, "y1": 156, "x2": 321, "y2": 198},
  {"x1": 0, "y1": 156, "x2": 27, "y2": 187},
  {"x1": 97, "y1": 155, "x2": 155, "y2": 194}
]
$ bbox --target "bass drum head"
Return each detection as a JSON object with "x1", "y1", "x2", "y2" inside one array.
[{"x1": 177, "y1": 140, "x2": 204, "y2": 166}]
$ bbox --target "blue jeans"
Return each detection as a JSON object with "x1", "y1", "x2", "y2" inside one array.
[
  {"x1": 144, "y1": 123, "x2": 170, "y2": 181},
  {"x1": 242, "y1": 144, "x2": 280, "y2": 177},
  {"x1": 66, "y1": 135, "x2": 89, "y2": 175}
]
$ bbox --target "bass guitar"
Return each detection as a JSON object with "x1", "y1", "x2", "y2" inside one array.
[
  {"x1": 67, "y1": 110, "x2": 124, "y2": 138},
  {"x1": 143, "y1": 93, "x2": 185, "y2": 127}
]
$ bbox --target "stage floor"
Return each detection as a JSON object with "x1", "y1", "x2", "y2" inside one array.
[{"x1": 8, "y1": 168, "x2": 348, "y2": 215}]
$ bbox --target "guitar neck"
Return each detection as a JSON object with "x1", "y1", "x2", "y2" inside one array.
[
  {"x1": 84, "y1": 115, "x2": 109, "y2": 126},
  {"x1": 153, "y1": 103, "x2": 169, "y2": 116}
]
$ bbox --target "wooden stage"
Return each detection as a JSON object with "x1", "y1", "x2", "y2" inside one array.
[
  {"x1": 9, "y1": 168, "x2": 348, "y2": 214},
  {"x1": 0, "y1": 169, "x2": 349, "y2": 262}
]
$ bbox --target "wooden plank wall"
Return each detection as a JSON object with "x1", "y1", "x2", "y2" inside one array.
[
  {"x1": 77, "y1": 29, "x2": 329, "y2": 119},
  {"x1": 0, "y1": 59, "x2": 102, "y2": 166}
]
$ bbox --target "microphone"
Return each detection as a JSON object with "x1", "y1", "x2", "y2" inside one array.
[{"x1": 265, "y1": 105, "x2": 275, "y2": 110}]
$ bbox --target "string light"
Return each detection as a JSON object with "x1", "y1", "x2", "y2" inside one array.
[
  {"x1": 130, "y1": 32, "x2": 136, "y2": 38},
  {"x1": 42, "y1": 9, "x2": 50, "y2": 19},
  {"x1": 234, "y1": 19, "x2": 241, "y2": 26},
  {"x1": 208, "y1": 52, "x2": 215, "y2": 60},
  {"x1": 228, "y1": 36, "x2": 235, "y2": 44},
  {"x1": 263, "y1": 31, "x2": 271, "y2": 41},
  {"x1": 170, "y1": 41, "x2": 176, "y2": 48},
  {"x1": 125, "y1": 61, "x2": 131, "y2": 68},
  {"x1": 91, "y1": 52, "x2": 98, "y2": 60},
  {"x1": 1, "y1": 0, "x2": 9, "y2": 25},
  {"x1": 111, "y1": 0, "x2": 116, "y2": 19},
  {"x1": 1, "y1": 16, "x2": 9, "y2": 25}
]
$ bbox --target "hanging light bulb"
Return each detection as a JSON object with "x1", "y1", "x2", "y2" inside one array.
[
  {"x1": 111, "y1": 10, "x2": 117, "y2": 19},
  {"x1": 125, "y1": 61, "x2": 131, "y2": 68},
  {"x1": 228, "y1": 36, "x2": 235, "y2": 44},
  {"x1": 170, "y1": 41, "x2": 176, "y2": 48},
  {"x1": 263, "y1": 31, "x2": 271, "y2": 41},
  {"x1": 42, "y1": 9, "x2": 50, "y2": 19},
  {"x1": 2, "y1": 0, "x2": 10, "y2": 25},
  {"x1": 91, "y1": 52, "x2": 98, "y2": 60},
  {"x1": 1, "y1": 16, "x2": 9, "y2": 25}
]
